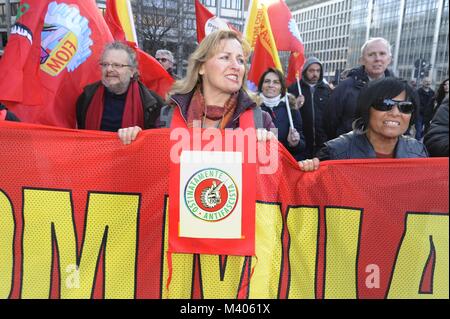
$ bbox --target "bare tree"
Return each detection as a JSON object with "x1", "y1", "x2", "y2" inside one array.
[{"x1": 133, "y1": 0, "x2": 179, "y2": 55}]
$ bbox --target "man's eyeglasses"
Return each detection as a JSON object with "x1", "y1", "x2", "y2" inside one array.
[
  {"x1": 99, "y1": 62, "x2": 131, "y2": 69},
  {"x1": 156, "y1": 58, "x2": 169, "y2": 63},
  {"x1": 372, "y1": 99, "x2": 414, "y2": 114}
]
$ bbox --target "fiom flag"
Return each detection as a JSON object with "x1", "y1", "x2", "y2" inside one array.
[{"x1": 0, "y1": 0, "x2": 113, "y2": 128}]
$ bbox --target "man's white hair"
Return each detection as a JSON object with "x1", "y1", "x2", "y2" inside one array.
[
  {"x1": 155, "y1": 49, "x2": 174, "y2": 63},
  {"x1": 360, "y1": 37, "x2": 392, "y2": 57}
]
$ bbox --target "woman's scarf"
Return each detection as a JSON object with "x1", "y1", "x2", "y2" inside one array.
[{"x1": 186, "y1": 87, "x2": 238, "y2": 129}]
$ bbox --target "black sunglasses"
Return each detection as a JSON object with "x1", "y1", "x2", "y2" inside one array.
[
  {"x1": 156, "y1": 58, "x2": 169, "y2": 63},
  {"x1": 372, "y1": 99, "x2": 414, "y2": 114}
]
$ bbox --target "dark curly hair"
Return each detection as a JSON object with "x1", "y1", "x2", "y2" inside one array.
[{"x1": 353, "y1": 77, "x2": 419, "y2": 133}]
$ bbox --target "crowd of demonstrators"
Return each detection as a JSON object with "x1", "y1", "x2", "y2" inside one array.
[
  {"x1": 76, "y1": 41, "x2": 165, "y2": 145},
  {"x1": 325, "y1": 37, "x2": 394, "y2": 140},
  {"x1": 155, "y1": 49, "x2": 179, "y2": 80},
  {"x1": 257, "y1": 68, "x2": 305, "y2": 160},
  {"x1": 299, "y1": 78, "x2": 428, "y2": 171},
  {"x1": 424, "y1": 96, "x2": 449, "y2": 157},
  {"x1": 3, "y1": 31, "x2": 448, "y2": 162},
  {"x1": 0, "y1": 103, "x2": 20, "y2": 122},
  {"x1": 158, "y1": 30, "x2": 275, "y2": 140},
  {"x1": 415, "y1": 77, "x2": 435, "y2": 140},
  {"x1": 288, "y1": 57, "x2": 331, "y2": 159}
]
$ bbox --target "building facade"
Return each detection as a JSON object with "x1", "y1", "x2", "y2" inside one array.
[
  {"x1": 291, "y1": 0, "x2": 352, "y2": 82},
  {"x1": 290, "y1": 0, "x2": 449, "y2": 85},
  {"x1": 0, "y1": 0, "x2": 19, "y2": 54},
  {"x1": 346, "y1": 0, "x2": 449, "y2": 84}
]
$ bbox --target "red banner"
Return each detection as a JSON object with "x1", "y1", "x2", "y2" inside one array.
[{"x1": 0, "y1": 121, "x2": 448, "y2": 299}]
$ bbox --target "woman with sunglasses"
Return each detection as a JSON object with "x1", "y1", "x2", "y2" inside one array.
[{"x1": 299, "y1": 78, "x2": 428, "y2": 171}]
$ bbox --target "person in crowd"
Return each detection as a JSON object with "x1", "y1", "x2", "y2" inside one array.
[
  {"x1": 409, "y1": 79, "x2": 417, "y2": 90},
  {"x1": 425, "y1": 78, "x2": 449, "y2": 132},
  {"x1": 288, "y1": 57, "x2": 331, "y2": 159},
  {"x1": 76, "y1": 41, "x2": 165, "y2": 144},
  {"x1": 158, "y1": 30, "x2": 275, "y2": 137},
  {"x1": 0, "y1": 103, "x2": 20, "y2": 121},
  {"x1": 299, "y1": 78, "x2": 428, "y2": 171},
  {"x1": 155, "y1": 49, "x2": 178, "y2": 79},
  {"x1": 415, "y1": 77, "x2": 435, "y2": 140},
  {"x1": 325, "y1": 37, "x2": 394, "y2": 140},
  {"x1": 435, "y1": 78, "x2": 449, "y2": 106},
  {"x1": 257, "y1": 68, "x2": 305, "y2": 160},
  {"x1": 424, "y1": 97, "x2": 449, "y2": 157}
]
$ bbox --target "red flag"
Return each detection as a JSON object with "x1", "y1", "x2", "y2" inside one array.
[
  {"x1": 0, "y1": 0, "x2": 114, "y2": 128},
  {"x1": 267, "y1": 0, "x2": 304, "y2": 52},
  {"x1": 104, "y1": 0, "x2": 127, "y2": 42},
  {"x1": 195, "y1": 0, "x2": 240, "y2": 43},
  {"x1": 134, "y1": 46, "x2": 174, "y2": 99},
  {"x1": 247, "y1": 5, "x2": 282, "y2": 91},
  {"x1": 286, "y1": 51, "x2": 305, "y2": 87},
  {"x1": 105, "y1": 0, "x2": 174, "y2": 98}
]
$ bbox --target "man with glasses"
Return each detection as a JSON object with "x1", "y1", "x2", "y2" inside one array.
[
  {"x1": 155, "y1": 49, "x2": 178, "y2": 79},
  {"x1": 76, "y1": 41, "x2": 165, "y2": 144}
]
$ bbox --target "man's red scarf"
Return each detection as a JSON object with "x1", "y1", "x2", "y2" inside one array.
[{"x1": 85, "y1": 80, "x2": 144, "y2": 130}]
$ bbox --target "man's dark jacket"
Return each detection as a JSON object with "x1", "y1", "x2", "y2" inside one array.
[
  {"x1": 288, "y1": 57, "x2": 331, "y2": 158},
  {"x1": 325, "y1": 66, "x2": 393, "y2": 139}
]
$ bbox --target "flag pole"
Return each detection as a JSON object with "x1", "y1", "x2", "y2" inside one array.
[
  {"x1": 285, "y1": 90, "x2": 294, "y2": 129},
  {"x1": 296, "y1": 75, "x2": 302, "y2": 96}
]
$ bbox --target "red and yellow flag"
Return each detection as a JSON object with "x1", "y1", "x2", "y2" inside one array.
[{"x1": 247, "y1": 4, "x2": 282, "y2": 91}]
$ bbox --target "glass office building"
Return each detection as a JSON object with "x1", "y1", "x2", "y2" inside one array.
[
  {"x1": 291, "y1": 0, "x2": 352, "y2": 82},
  {"x1": 290, "y1": 0, "x2": 449, "y2": 84}
]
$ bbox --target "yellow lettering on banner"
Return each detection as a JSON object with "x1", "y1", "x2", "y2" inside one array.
[
  {"x1": 41, "y1": 34, "x2": 78, "y2": 76},
  {"x1": 287, "y1": 207, "x2": 319, "y2": 299},
  {"x1": 199, "y1": 255, "x2": 246, "y2": 299},
  {"x1": 0, "y1": 190, "x2": 14, "y2": 298},
  {"x1": 388, "y1": 213, "x2": 449, "y2": 299},
  {"x1": 22, "y1": 189, "x2": 139, "y2": 299},
  {"x1": 248, "y1": 203, "x2": 283, "y2": 298},
  {"x1": 324, "y1": 207, "x2": 362, "y2": 299},
  {"x1": 162, "y1": 199, "x2": 194, "y2": 299}
]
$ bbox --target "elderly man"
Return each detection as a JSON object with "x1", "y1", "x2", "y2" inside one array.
[
  {"x1": 325, "y1": 37, "x2": 393, "y2": 139},
  {"x1": 76, "y1": 41, "x2": 165, "y2": 144},
  {"x1": 155, "y1": 49, "x2": 178, "y2": 79}
]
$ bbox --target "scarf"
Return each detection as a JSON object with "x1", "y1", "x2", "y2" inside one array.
[
  {"x1": 186, "y1": 87, "x2": 238, "y2": 129},
  {"x1": 260, "y1": 94, "x2": 281, "y2": 108},
  {"x1": 85, "y1": 80, "x2": 144, "y2": 130}
]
